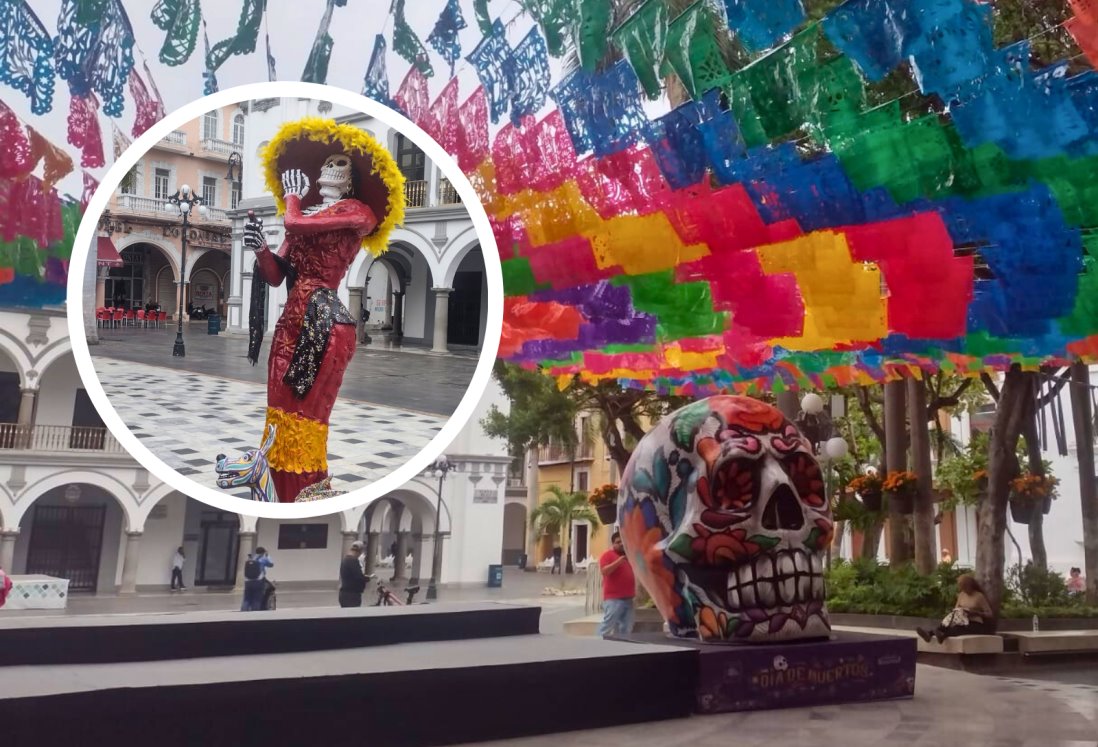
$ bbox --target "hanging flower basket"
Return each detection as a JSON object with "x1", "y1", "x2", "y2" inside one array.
[
  {"x1": 860, "y1": 490, "x2": 883, "y2": 512},
  {"x1": 883, "y1": 471, "x2": 918, "y2": 515},
  {"x1": 589, "y1": 484, "x2": 619, "y2": 525},
  {"x1": 1008, "y1": 473, "x2": 1058, "y2": 524},
  {"x1": 847, "y1": 474, "x2": 884, "y2": 512},
  {"x1": 595, "y1": 502, "x2": 618, "y2": 525}
]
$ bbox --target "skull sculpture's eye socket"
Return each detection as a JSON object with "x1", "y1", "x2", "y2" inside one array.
[
  {"x1": 703, "y1": 456, "x2": 760, "y2": 515},
  {"x1": 781, "y1": 451, "x2": 826, "y2": 509}
]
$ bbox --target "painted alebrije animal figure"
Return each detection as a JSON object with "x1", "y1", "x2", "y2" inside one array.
[
  {"x1": 215, "y1": 425, "x2": 278, "y2": 502},
  {"x1": 243, "y1": 117, "x2": 405, "y2": 503},
  {"x1": 617, "y1": 396, "x2": 833, "y2": 643}
]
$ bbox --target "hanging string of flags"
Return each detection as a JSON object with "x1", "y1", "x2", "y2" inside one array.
[{"x1": 0, "y1": 0, "x2": 1096, "y2": 393}]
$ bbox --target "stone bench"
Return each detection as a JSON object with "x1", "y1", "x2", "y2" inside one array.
[
  {"x1": 831, "y1": 625, "x2": 1004, "y2": 654},
  {"x1": 1000, "y1": 631, "x2": 1098, "y2": 654}
]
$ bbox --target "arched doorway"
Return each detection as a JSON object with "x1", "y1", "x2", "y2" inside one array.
[
  {"x1": 189, "y1": 250, "x2": 230, "y2": 317},
  {"x1": 0, "y1": 345, "x2": 23, "y2": 440},
  {"x1": 448, "y1": 247, "x2": 486, "y2": 348},
  {"x1": 502, "y1": 501, "x2": 526, "y2": 566},
  {"x1": 15, "y1": 483, "x2": 128, "y2": 593}
]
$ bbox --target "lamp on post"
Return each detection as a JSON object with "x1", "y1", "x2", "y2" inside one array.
[
  {"x1": 795, "y1": 393, "x2": 848, "y2": 565},
  {"x1": 426, "y1": 454, "x2": 451, "y2": 601},
  {"x1": 165, "y1": 184, "x2": 207, "y2": 357},
  {"x1": 226, "y1": 151, "x2": 243, "y2": 208}
]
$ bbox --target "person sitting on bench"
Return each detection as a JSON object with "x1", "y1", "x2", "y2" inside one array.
[{"x1": 917, "y1": 574, "x2": 995, "y2": 643}]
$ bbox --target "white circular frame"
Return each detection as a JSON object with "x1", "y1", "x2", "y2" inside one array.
[{"x1": 66, "y1": 81, "x2": 503, "y2": 519}]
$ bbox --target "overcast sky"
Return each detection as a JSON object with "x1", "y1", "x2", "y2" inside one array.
[{"x1": 10, "y1": 0, "x2": 557, "y2": 199}]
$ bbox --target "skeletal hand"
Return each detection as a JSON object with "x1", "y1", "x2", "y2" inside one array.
[
  {"x1": 243, "y1": 218, "x2": 266, "y2": 250},
  {"x1": 281, "y1": 169, "x2": 311, "y2": 199}
]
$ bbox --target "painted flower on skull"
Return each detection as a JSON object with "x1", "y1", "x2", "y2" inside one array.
[{"x1": 618, "y1": 396, "x2": 833, "y2": 643}]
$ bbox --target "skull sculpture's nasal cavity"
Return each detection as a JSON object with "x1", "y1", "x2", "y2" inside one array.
[{"x1": 762, "y1": 484, "x2": 805, "y2": 531}]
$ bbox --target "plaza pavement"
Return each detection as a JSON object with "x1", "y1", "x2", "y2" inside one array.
[{"x1": 88, "y1": 326, "x2": 478, "y2": 498}]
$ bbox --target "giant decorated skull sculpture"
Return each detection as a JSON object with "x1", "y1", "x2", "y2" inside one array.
[{"x1": 618, "y1": 396, "x2": 832, "y2": 643}]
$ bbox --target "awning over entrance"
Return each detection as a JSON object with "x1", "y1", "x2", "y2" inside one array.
[{"x1": 96, "y1": 236, "x2": 123, "y2": 268}]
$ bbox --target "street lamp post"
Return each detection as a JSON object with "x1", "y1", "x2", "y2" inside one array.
[
  {"x1": 426, "y1": 454, "x2": 451, "y2": 601},
  {"x1": 165, "y1": 185, "x2": 206, "y2": 357},
  {"x1": 795, "y1": 393, "x2": 849, "y2": 565}
]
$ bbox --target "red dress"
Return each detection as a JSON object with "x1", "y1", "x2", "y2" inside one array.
[{"x1": 256, "y1": 195, "x2": 377, "y2": 502}]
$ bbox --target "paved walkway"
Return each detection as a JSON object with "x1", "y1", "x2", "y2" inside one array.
[
  {"x1": 92, "y1": 356, "x2": 443, "y2": 497},
  {"x1": 458, "y1": 666, "x2": 1098, "y2": 746},
  {"x1": 91, "y1": 324, "x2": 479, "y2": 415}
]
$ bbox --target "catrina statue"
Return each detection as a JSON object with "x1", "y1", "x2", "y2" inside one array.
[{"x1": 240, "y1": 118, "x2": 405, "y2": 502}]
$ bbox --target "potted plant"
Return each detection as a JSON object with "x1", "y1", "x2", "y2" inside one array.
[
  {"x1": 847, "y1": 472, "x2": 884, "y2": 512},
  {"x1": 589, "y1": 483, "x2": 619, "y2": 525},
  {"x1": 1008, "y1": 473, "x2": 1058, "y2": 524},
  {"x1": 882, "y1": 470, "x2": 918, "y2": 514}
]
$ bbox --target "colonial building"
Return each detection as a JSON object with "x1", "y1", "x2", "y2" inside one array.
[
  {"x1": 94, "y1": 105, "x2": 237, "y2": 319},
  {"x1": 225, "y1": 98, "x2": 488, "y2": 353}
]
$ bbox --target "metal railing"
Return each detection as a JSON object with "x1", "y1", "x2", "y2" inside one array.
[
  {"x1": 203, "y1": 206, "x2": 230, "y2": 222},
  {"x1": 162, "y1": 130, "x2": 187, "y2": 147},
  {"x1": 538, "y1": 441, "x2": 595, "y2": 464},
  {"x1": 404, "y1": 180, "x2": 428, "y2": 208},
  {"x1": 0, "y1": 424, "x2": 125, "y2": 453},
  {"x1": 438, "y1": 179, "x2": 462, "y2": 205},
  {"x1": 201, "y1": 137, "x2": 237, "y2": 156}
]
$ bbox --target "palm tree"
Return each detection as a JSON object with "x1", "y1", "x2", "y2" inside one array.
[{"x1": 530, "y1": 486, "x2": 601, "y2": 582}]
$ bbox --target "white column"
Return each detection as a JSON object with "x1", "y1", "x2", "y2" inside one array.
[
  {"x1": 365, "y1": 531, "x2": 380, "y2": 575},
  {"x1": 393, "y1": 531, "x2": 409, "y2": 581},
  {"x1": 0, "y1": 530, "x2": 18, "y2": 572},
  {"x1": 119, "y1": 531, "x2": 142, "y2": 594},
  {"x1": 17, "y1": 389, "x2": 37, "y2": 426},
  {"x1": 340, "y1": 530, "x2": 359, "y2": 557},
  {"x1": 431, "y1": 287, "x2": 451, "y2": 353},
  {"x1": 525, "y1": 445, "x2": 540, "y2": 572}
]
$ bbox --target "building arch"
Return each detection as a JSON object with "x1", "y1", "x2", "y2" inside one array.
[
  {"x1": 440, "y1": 230, "x2": 482, "y2": 288},
  {"x1": 115, "y1": 236, "x2": 181, "y2": 280},
  {"x1": 14, "y1": 471, "x2": 140, "y2": 531},
  {"x1": 30, "y1": 338, "x2": 74, "y2": 384},
  {"x1": 0, "y1": 329, "x2": 30, "y2": 389}
]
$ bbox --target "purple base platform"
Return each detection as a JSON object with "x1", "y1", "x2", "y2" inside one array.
[{"x1": 615, "y1": 631, "x2": 916, "y2": 714}]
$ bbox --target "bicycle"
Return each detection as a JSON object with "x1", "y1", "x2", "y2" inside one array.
[{"x1": 367, "y1": 575, "x2": 420, "y2": 606}]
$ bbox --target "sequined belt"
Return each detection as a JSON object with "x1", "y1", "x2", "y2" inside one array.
[{"x1": 283, "y1": 288, "x2": 355, "y2": 398}]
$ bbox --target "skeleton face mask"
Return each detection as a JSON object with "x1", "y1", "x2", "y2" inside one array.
[
  {"x1": 618, "y1": 396, "x2": 832, "y2": 643},
  {"x1": 317, "y1": 153, "x2": 352, "y2": 196}
]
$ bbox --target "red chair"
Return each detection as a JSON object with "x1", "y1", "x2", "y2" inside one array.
[
  {"x1": 125, "y1": 309, "x2": 136, "y2": 327},
  {"x1": 111, "y1": 309, "x2": 124, "y2": 328},
  {"x1": 157, "y1": 310, "x2": 167, "y2": 328},
  {"x1": 136, "y1": 309, "x2": 146, "y2": 328},
  {"x1": 95, "y1": 308, "x2": 109, "y2": 327}
]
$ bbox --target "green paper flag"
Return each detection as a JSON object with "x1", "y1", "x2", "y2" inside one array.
[
  {"x1": 206, "y1": 0, "x2": 265, "y2": 73},
  {"x1": 518, "y1": 0, "x2": 570, "y2": 57},
  {"x1": 611, "y1": 0, "x2": 668, "y2": 100},
  {"x1": 663, "y1": 2, "x2": 732, "y2": 100},
  {"x1": 574, "y1": 0, "x2": 612, "y2": 71},
  {"x1": 393, "y1": 0, "x2": 434, "y2": 77},
  {"x1": 151, "y1": 0, "x2": 201, "y2": 66},
  {"x1": 473, "y1": 0, "x2": 493, "y2": 36}
]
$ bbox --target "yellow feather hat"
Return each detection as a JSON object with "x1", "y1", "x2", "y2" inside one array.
[{"x1": 260, "y1": 117, "x2": 406, "y2": 256}]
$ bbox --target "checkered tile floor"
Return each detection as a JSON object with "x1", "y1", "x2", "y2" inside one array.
[{"x1": 92, "y1": 358, "x2": 445, "y2": 500}]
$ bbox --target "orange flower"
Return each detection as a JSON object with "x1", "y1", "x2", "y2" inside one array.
[
  {"x1": 698, "y1": 606, "x2": 729, "y2": 641},
  {"x1": 691, "y1": 525, "x2": 760, "y2": 566},
  {"x1": 716, "y1": 397, "x2": 785, "y2": 434}
]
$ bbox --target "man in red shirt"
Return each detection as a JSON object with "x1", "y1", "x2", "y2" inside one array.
[{"x1": 598, "y1": 531, "x2": 636, "y2": 638}]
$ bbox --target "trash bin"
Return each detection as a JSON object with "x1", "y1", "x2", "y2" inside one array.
[
  {"x1": 487, "y1": 564, "x2": 503, "y2": 588},
  {"x1": 207, "y1": 314, "x2": 221, "y2": 335},
  {"x1": 517, "y1": 553, "x2": 528, "y2": 570}
]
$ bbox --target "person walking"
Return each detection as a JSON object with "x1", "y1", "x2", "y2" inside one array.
[
  {"x1": 340, "y1": 540, "x2": 369, "y2": 607},
  {"x1": 598, "y1": 531, "x2": 635, "y2": 639},
  {"x1": 241, "y1": 547, "x2": 275, "y2": 612},
  {"x1": 551, "y1": 545, "x2": 562, "y2": 575},
  {"x1": 170, "y1": 546, "x2": 186, "y2": 591}
]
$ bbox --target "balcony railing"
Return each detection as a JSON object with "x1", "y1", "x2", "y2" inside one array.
[
  {"x1": 438, "y1": 179, "x2": 462, "y2": 205},
  {"x1": 0, "y1": 424, "x2": 125, "y2": 453},
  {"x1": 161, "y1": 130, "x2": 187, "y2": 147},
  {"x1": 114, "y1": 194, "x2": 229, "y2": 223},
  {"x1": 404, "y1": 180, "x2": 428, "y2": 208},
  {"x1": 201, "y1": 137, "x2": 238, "y2": 156},
  {"x1": 538, "y1": 441, "x2": 596, "y2": 464}
]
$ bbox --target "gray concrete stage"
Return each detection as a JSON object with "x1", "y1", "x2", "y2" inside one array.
[{"x1": 91, "y1": 324, "x2": 479, "y2": 416}]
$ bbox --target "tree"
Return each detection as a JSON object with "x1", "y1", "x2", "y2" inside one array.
[
  {"x1": 529, "y1": 486, "x2": 601, "y2": 584},
  {"x1": 481, "y1": 361, "x2": 578, "y2": 458}
]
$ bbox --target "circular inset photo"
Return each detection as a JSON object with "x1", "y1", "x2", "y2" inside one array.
[{"x1": 67, "y1": 83, "x2": 501, "y2": 518}]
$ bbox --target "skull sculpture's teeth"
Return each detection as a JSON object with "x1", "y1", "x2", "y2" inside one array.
[{"x1": 725, "y1": 548, "x2": 824, "y2": 612}]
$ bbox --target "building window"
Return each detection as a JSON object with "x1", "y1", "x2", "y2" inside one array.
[
  {"x1": 105, "y1": 247, "x2": 145, "y2": 309},
  {"x1": 395, "y1": 134, "x2": 425, "y2": 181},
  {"x1": 154, "y1": 168, "x2": 170, "y2": 200},
  {"x1": 231, "y1": 183, "x2": 241, "y2": 210},
  {"x1": 120, "y1": 166, "x2": 136, "y2": 194},
  {"x1": 577, "y1": 471, "x2": 589, "y2": 493},
  {"x1": 232, "y1": 113, "x2": 245, "y2": 145},
  {"x1": 277, "y1": 524, "x2": 329, "y2": 550},
  {"x1": 203, "y1": 111, "x2": 218, "y2": 140},
  {"x1": 202, "y1": 176, "x2": 217, "y2": 208}
]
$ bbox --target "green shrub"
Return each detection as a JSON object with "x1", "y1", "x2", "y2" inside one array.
[{"x1": 825, "y1": 560, "x2": 1098, "y2": 619}]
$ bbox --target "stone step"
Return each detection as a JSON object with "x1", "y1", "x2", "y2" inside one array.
[
  {"x1": 564, "y1": 609, "x2": 665, "y2": 637},
  {"x1": 1000, "y1": 630, "x2": 1098, "y2": 654},
  {"x1": 828, "y1": 626, "x2": 1005, "y2": 654}
]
